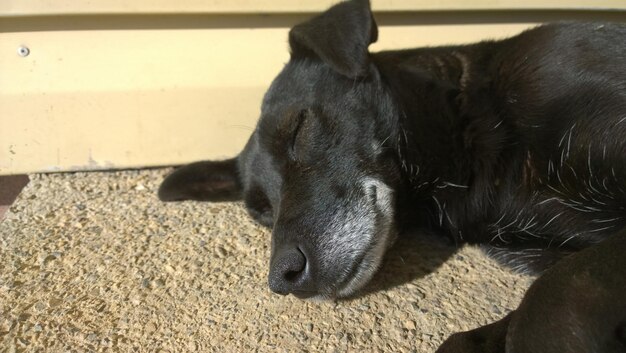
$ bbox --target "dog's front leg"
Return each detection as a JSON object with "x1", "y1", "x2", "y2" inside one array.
[
  {"x1": 437, "y1": 230, "x2": 626, "y2": 353},
  {"x1": 435, "y1": 313, "x2": 512, "y2": 353}
]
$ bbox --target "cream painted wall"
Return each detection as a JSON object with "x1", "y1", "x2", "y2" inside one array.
[{"x1": 1, "y1": 4, "x2": 625, "y2": 174}]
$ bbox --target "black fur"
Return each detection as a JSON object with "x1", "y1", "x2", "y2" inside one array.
[
  {"x1": 159, "y1": 0, "x2": 626, "y2": 350},
  {"x1": 374, "y1": 23, "x2": 626, "y2": 272}
]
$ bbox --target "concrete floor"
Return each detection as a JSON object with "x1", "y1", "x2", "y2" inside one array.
[{"x1": 0, "y1": 170, "x2": 533, "y2": 352}]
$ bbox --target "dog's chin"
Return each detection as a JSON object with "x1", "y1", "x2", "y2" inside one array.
[
  {"x1": 335, "y1": 254, "x2": 385, "y2": 298},
  {"x1": 340, "y1": 229, "x2": 399, "y2": 298}
]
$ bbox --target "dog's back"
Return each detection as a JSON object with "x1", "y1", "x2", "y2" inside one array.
[{"x1": 371, "y1": 22, "x2": 626, "y2": 271}]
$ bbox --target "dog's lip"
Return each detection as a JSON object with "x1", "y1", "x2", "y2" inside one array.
[{"x1": 290, "y1": 290, "x2": 317, "y2": 299}]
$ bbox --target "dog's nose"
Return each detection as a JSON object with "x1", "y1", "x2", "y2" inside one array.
[{"x1": 268, "y1": 247, "x2": 314, "y2": 297}]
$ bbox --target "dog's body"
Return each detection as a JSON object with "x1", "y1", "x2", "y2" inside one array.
[{"x1": 159, "y1": 0, "x2": 626, "y2": 351}]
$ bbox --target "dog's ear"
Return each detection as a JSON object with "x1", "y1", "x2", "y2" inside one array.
[
  {"x1": 289, "y1": 0, "x2": 378, "y2": 78},
  {"x1": 158, "y1": 158, "x2": 242, "y2": 202}
]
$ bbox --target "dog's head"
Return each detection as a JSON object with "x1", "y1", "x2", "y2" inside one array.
[{"x1": 159, "y1": 0, "x2": 404, "y2": 299}]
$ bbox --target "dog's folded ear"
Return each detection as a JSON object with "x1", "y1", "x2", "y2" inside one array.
[
  {"x1": 158, "y1": 158, "x2": 242, "y2": 202},
  {"x1": 289, "y1": 0, "x2": 378, "y2": 78}
]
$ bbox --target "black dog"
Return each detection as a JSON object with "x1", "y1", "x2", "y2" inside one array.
[{"x1": 159, "y1": 0, "x2": 626, "y2": 350}]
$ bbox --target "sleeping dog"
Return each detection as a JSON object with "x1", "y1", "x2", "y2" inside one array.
[{"x1": 159, "y1": 0, "x2": 626, "y2": 350}]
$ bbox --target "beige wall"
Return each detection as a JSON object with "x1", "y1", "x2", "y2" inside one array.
[{"x1": 1, "y1": 2, "x2": 625, "y2": 174}]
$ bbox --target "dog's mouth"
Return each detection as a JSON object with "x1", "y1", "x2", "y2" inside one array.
[
  {"x1": 302, "y1": 228, "x2": 396, "y2": 301},
  {"x1": 269, "y1": 178, "x2": 397, "y2": 300},
  {"x1": 291, "y1": 290, "x2": 318, "y2": 299},
  {"x1": 335, "y1": 230, "x2": 395, "y2": 298},
  {"x1": 271, "y1": 230, "x2": 392, "y2": 301}
]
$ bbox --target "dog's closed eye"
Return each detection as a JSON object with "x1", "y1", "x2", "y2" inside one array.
[{"x1": 289, "y1": 109, "x2": 309, "y2": 160}]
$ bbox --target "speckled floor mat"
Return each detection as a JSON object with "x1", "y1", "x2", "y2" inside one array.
[{"x1": 0, "y1": 170, "x2": 533, "y2": 352}]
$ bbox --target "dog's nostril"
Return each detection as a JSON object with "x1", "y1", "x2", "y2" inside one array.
[
  {"x1": 269, "y1": 247, "x2": 309, "y2": 295},
  {"x1": 284, "y1": 268, "x2": 303, "y2": 282},
  {"x1": 281, "y1": 248, "x2": 306, "y2": 282}
]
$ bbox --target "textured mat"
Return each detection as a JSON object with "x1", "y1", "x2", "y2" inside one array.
[{"x1": 0, "y1": 170, "x2": 533, "y2": 352}]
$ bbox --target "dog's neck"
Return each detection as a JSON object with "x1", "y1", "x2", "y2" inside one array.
[{"x1": 372, "y1": 43, "x2": 510, "y2": 234}]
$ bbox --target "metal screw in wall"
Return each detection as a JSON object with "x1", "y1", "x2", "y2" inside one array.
[{"x1": 17, "y1": 46, "x2": 30, "y2": 57}]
